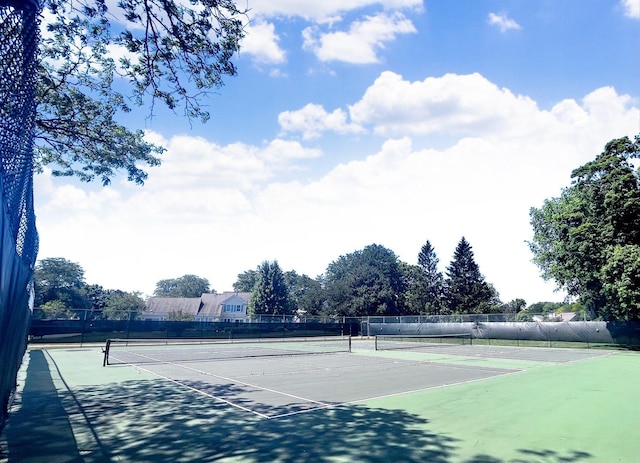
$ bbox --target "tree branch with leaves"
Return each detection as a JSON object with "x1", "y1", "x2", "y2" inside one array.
[{"x1": 35, "y1": 0, "x2": 247, "y2": 185}]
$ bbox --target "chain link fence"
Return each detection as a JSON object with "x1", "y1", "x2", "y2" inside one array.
[{"x1": 0, "y1": 0, "x2": 40, "y2": 432}]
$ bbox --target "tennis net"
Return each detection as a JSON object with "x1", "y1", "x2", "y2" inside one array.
[
  {"x1": 374, "y1": 333, "x2": 472, "y2": 351},
  {"x1": 103, "y1": 336, "x2": 352, "y2": 366}
]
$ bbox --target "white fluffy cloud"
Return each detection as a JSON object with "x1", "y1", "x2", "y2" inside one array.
[
  {"x1": 302, "y1": 13, "x2": 416, "y2": 63},
  {"x1": 278, "y1": 103, "x2": 364, "y2": 139},
  {"x1": 487, "y1": 12, "x2": 522, "y2": 32},
  {"x1": 620, "y1": 0, "x2": 640, "y2": 18},
  {"x1": 34, "y1": 74, "x2": 639, "y2": 303},
  {"x1": 347, "y1": 72, "x2": 638, "y2": 141},
  {"x1": 241, "y1": 20, "x2": 287, "y2": 65},
  {"x1": 348, "y1": 72, "x2": 539, "y2": 136},
  {"x1": 249, "y1": 0, "x2": 422, "y2": 22}
]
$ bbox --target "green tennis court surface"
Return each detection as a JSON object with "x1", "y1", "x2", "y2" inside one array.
[{"x1": 1, "y1": 339, "x2": 638, "y2": 462}]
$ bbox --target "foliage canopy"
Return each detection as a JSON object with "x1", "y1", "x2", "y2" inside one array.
[
  {"x1": 153, "y1": 274, "x2": 211, "y2": 298},
  {"x1": 34, "y1": 257, "x2": 88, "y2": 309},
  {"x1": 33, "y1": 257, "x2": 144, "y2": 319},
  {"x1": 233, "y1": 269, "x2": 258, "y2": 293},
  {"x1": 284, "y1": 271, "x2": 326, "y2": 316},
  {"x1": 325, "y1": 244, "x2": 405, "y2": 317},
  {"x1": 529, "y1": 135, "x2": 640, "y2": 320},
  {"x1": 249, "y1": 261, "x2": 291, "y2": 316},
  {"x1": 35, "y1": 0, "x2": 246, "y2": 185},
  {"x1": 102, "y1": 290, "x2": 145, "y2": 320}
]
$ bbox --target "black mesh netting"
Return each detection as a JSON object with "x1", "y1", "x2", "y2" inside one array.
[{"x1": 0, "y1": 0, "x2": 40, "y2": 432}]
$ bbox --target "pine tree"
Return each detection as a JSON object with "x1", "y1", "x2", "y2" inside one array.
[
  {"x1": 248, "y1": 261, "x2": 291, "y2": 316},
  {"x1": 416, "y1": 240, "x2": 445, "y2": 314},
  {"x1": 444, "y1": 237, "x2": 494, "y2": 314}
]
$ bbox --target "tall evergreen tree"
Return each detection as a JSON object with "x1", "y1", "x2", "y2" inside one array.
[
  {"x1": 444, "y1": 237, "x2": 495, "y2": 314},
  {"x1": 249, "y1": 261, "x2": 291, "y2": 316},
  {"x1": 417, "y1": 240, "x2": 445, "y2": 314}
]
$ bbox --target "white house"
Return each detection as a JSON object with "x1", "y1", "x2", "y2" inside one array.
[{"x1": 198, "y1": 293, "x2": 250, "y2": 323}]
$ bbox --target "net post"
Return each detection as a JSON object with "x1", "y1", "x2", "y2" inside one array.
[
  {"x1": 102, "y1": 339, "x2": 111, "y2": 367},
  {"x1": 348, "y1": 335, "x2": 352, "y2": 353},
  {"x1": 374, "y1": 335, "x2": 378, "y2": 351}
]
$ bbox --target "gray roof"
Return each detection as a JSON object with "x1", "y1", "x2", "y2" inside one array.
[
  {"x1": 145, "y1": 297, "x2": 202, "y2": 316},
  {"x1": 144, "y1": 292, "x2": 251, "y2": 318}
]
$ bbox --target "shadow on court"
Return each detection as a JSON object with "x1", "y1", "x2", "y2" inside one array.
[
  {"x1": 1, "y1": 350, "x2": 83, "y2": 463},
  {"x1": 1, "y1": 351, "x2": 594, "y2": 463}
]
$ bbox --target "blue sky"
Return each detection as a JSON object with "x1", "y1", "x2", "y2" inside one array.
[{"x1": 34, "y1": 0, "x2": 639, "y2": 305}]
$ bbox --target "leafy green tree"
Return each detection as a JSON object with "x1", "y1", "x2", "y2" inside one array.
[
  {"x1": 529, "y1": 135, "x2": 640, "y2": 320},
  {"x1": 34, "y1": 257, "x2": 88, "y2": 310},
  {"x1": 35, "y1": 0, "x2": 246, "y2": 185},
  {"x1": 233, "y1": 269, "x2": 258, "y2": 292},
  {"x1": 82, "y1": 284, "x2": 110, "y2": 317},
  {"x1": 284, "y1": 271, "x2": 326, "y2": 316},
  {"x1": 154, "y1": 274, "x2": 211, "y2": 298},
  {"x1": 486, "y1": 284, "x2": 503, "y2": 312},
  {"x1": 444, "y1": 237, "x2": 495, "y2": 314},
  {"x1": 509, "y1": 298, "x2": 527, "y2": 312},
  {"x1": 501, "y1": 298, "x2": 527, "y2": 319},
  {"x1": 527, "y1": 302, "x2": 564, "y2": 314},
  {"x1": 102, "y1": 291, "x2": 145, "y2": 320},
  {"x1": 325, "y1": 244, "x2": 405, "y2": 317},
  {"x1": 515, "y1": 309, "x2": 534, "y2": 322},
  {"x1": 601, "y1": 245, "x2": 640, "y2": 320},
  {"x1": 399, "y1": 262, "x2": 425, "y2": 315},
  {"x1": 249, "y1": 261, "x2": 291, "y2": 316},
  {"x1": 36, "y1": 300, "x2": 76, "y2": 320}
]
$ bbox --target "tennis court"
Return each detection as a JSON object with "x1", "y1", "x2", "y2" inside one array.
[{"x1": 1, "y1": 337, "x2": 639, "y2": 462}]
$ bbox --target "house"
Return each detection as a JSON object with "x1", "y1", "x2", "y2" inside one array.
[
  {"x1": 199, "y1": 293, "x2": 249, "y2": 323},
  {"x1": 141, "y1": 292, "x2": 251, "y2": 322},
  {"x1": 143, "y1": 297, "x2": 202, "y2": 321}
]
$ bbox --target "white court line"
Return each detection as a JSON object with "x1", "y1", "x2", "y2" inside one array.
[
  {"x1": 113, "y1": 348, "x2": 606, "y2": 421},
  {"x1": 113, "y1": 351, "x2": 519, "y2": 420},
  {"x1": 556, "y1": 349, "x2": 616, "y2": 365},
  {"x1": 268, "y1": 366, "x2": 526, "y2": 420},
  {"x1": 341, "y1": 351, "x2": 617, "y2": 407},
  {"x1": 345, "y1": 369, "x2": 525, "y2": 407},
  {"x1": 269, "y1": 403, "x2": 340, "y2": 420},
  {"x1": 168, "y1": 362, "x2": 330, "y2": 407},
  {"x1": 114, "y1": 352, "x2": 334, "y2": 420},
  {"x1": 129, "y1": 363, "x2": 272, "y2": 419}
]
